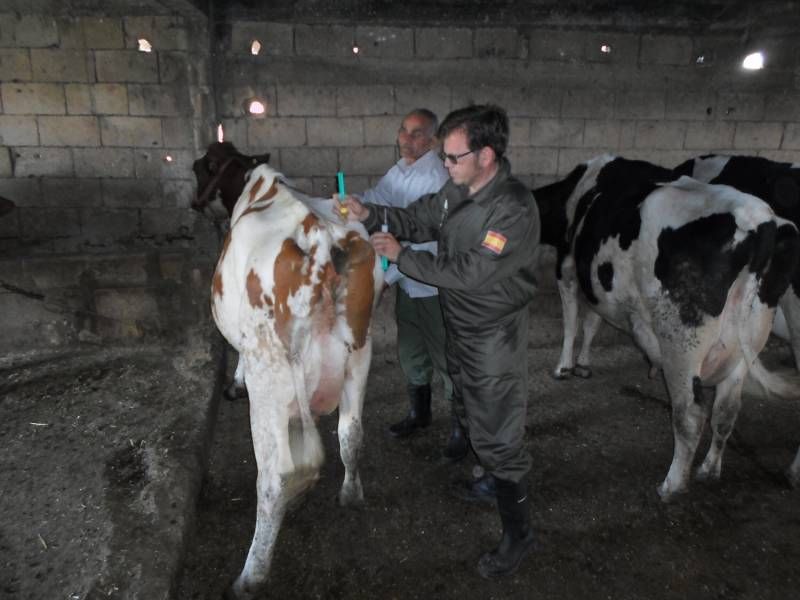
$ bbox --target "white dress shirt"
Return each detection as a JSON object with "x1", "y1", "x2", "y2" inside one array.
[{"x1": 360, "y1": 149, "x2": 449, "y2": 298}]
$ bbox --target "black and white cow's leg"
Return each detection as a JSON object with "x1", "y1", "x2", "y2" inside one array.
[
  {"x1": 224, "y1": 353, "x2": 248, "y2": 399},
  {"x1": 658, "y1": 366, "x2": 707, "y2": 501},
  {"x1": 229, "y1": 359, "x2": 296, "y2": 600},
  {"x1": 337, "y1": 340, "x2": 371, "y2": 507},
  {"x1": 630, "y1": 314, "x2": 662, "y2": 379},
  {"x1": 695, "y1": 360, "x2": 747, "y2": 482},
  {"x1": 554, "y1": 262, "x2": 580, "y2": 379},
  {"x1": 778, "y1": 295, "x2": 800, "y2": 372},
  {"x1": 787, "y1": 446, "x2": 800, "y2": 488},
  {"x1": 573, "y1": 309, "x2": 603, "y2": 378}
]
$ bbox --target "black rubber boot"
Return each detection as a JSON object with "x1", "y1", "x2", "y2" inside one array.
[
  {"x1": 477, "y1": 477, "x2": 536, "y2": 579},
  {"x1": 388, "y1": 384, "x2": 432, "y2": 438},
  {"x1": 450, "y1": 472, "x2": 497, "y2": 505},
  {"x1": 442, "y1": 413, "x2": 469, "y2": 462}
]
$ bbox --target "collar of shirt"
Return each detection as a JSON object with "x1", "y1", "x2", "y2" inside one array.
[{"x1": 395, "y1": 148, "x2": 442, "y2": 176}]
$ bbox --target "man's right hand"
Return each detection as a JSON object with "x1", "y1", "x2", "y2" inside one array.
[{"x1": 340, "y1": 195, "x2": 370, "y2": 222}]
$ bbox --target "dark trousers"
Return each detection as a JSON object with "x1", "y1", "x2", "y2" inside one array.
[
  {"x1": 446, "y1": 309, "x2": 532, "y2": 483},
  {"x1": 395, "y1": 287, "x2": 454, "y2": 403}
]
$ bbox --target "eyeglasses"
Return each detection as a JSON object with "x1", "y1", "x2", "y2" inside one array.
[{"x1": 439, "y1": 149, "x2": 475, "y2": 164}]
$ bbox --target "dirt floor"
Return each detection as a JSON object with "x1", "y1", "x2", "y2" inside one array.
[
  {"x1": 0, "y1": 335, "x2": 220, "y2": 600},
  {"x1": 176, "y1": 343, "x2": 800, "y2": 600}
]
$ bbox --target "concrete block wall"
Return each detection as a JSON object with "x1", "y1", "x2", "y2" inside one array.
[
  {"x1": 215, "y1": 21, "x2": 800, "y2": 200},
  {"x1": 0, "y1": 249, "x2": 213, "y2": 355},
  {"x1": 211, "y1": 18, "x2": 798, "y2": 350},
  {"x1": 0, "y1": 12, "x2": 215, "y2": 255}
]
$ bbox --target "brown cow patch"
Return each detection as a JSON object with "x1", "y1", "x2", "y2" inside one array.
[
  {"x1": 246, "y1": 269, "x2": 264, "y2": 308},
  {"x1": 212, "y1": 269, "x2": 224, "y2": 298},
  {"x1": 302, "y1": 213, "x2": 319, "y2": 235},
  {"x1": 272, "y1": 238, "x2": 311, "y2": 347},
  {"x1": 248, "y1": 176, "x2": 264, "y2": 204},
  {"x1": 262, "y1": 179, "x2": 279, "y2": 200},
  {"x1": 337, "y1": 232, "x2": 376, "y2": 350}
]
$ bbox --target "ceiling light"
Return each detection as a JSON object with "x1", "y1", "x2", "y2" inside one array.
[
  {"x1": 250, "y1": 40, "x2": 261, "y2": 55},
  {"x1": 217, "y1": 123, "x2": 224, "y2": 143},
  {"x1": 138, "y1": 38, "x2": 152, "y2": 52}
]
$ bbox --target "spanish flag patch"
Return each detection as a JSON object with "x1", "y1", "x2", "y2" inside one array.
[{"x1": 481, "y1": 230, "x2": 507, "y2": 255}]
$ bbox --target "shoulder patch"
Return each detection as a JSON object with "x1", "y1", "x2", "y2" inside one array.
[{"x1": 481, "y1": 230, "x2": 507, "y2": 255}]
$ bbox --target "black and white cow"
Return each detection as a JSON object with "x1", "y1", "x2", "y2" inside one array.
[
  {"x1": 535, "y1": 157, "x2": 676, "y2": 379},
  {"x1": 674, "y1": 155, "x2": 800, "y2": 369},
  {"x1": 533, "y1": 155, "x2": 800, "y2": 499}
]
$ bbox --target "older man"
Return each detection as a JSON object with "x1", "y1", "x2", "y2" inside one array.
[{"x1": 353, "y1": 109, "x2": 467, "y2": 460}]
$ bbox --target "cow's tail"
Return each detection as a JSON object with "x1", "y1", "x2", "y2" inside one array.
[
  {"x1": 288, "y1": 360, "x2": 325, "y2": 474},
  {"x1": 741, "y1": 220, "x2": 800, "y2": 401},
  {"x1": 747, "y1": 356, "x2": 800, "y2": 400}
]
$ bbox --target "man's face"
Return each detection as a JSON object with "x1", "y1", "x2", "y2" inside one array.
[
  {"x1": 441, "y1": 129, "x2": 480, "y2": 188},
  {"x1": 397, "y1": 114, "x2": 435, "y2": 163}
]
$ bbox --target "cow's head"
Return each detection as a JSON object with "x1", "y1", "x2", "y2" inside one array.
[
  {"x1": 0, "y1": 196, "x2": 16, "y2": 217},
  {"x1": 192, "y1": 142, "x2": 270, "y2": 218}
]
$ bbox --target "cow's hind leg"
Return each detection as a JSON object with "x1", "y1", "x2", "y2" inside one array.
[
  {"x1": 696, "y1": 360, "x2": 747, "y2": 482},
  {"x1": 229, "y1": 362, "x2": 298, "y2": 600},
  {"x1": 554, "y1": 270, "x2": 580, "y2": 379},
  {"x1": 658, "y1": 365, "x2": 708, "y2": 501},
  {"x1": 337, "y1": 339, "x2": 371, "y2": 506},
  {"x1": 573, "y1": 309, "x2": 603, "y2": 378}
]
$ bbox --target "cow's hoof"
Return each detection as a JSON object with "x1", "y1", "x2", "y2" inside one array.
[
  {"x1": 572, "y1": 364, "x2": 592, "y2": 379},
  {"x1": 656, "y1": 482, "x2": 687, "y2": 503},
  {"x1": 227, "y1": 579, "x2": 259, "y2": 600},
  {"x1": 694, "y1": 464, "x2": 720, "y2": 483},
  {"x1": 338, "y1": 481, "x2": 364, "y2": 507},
  {"x1": 551, "y1": 368, "x2": 572, "y2": 380}
]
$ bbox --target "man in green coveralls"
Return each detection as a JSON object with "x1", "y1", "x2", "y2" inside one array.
[{"x1": 343, "y1": 104, "x2": 540, "y2": 578}]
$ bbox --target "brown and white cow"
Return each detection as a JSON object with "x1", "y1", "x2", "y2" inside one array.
[
  {"x1": 533, "y1": 155, "x2": 800, "y2": 499},
  {"x1": 210, "y1": 162, "x2": 382, "y2": 599},
  {"x1": 193, "y1": 142, "x2": 272, "y2": 398}
]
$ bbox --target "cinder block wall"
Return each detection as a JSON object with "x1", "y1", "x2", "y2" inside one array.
[
  {"x1": 215, "y1": 20, "x2": 800, "y2": 199},
  {"x1": 0, "y1": 10, "x2": 215, "y2": 255}
]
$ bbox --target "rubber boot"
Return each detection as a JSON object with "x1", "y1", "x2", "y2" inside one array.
[
  {"x1": 442, "y1": 413, "x2": 469, "y2": 462},
  {"x1": 477, "y1": 477, "x2": 536, "y2": 579},
  {"x1": 388, "y1": 384, "x2": 432, "y2": 438}
]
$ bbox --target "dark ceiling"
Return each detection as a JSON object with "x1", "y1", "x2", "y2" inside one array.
[{"x1": 4, "y1": 0, "x2": 799, "y2": 37}]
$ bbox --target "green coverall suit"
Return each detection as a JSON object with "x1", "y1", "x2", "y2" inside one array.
[{"x1": 363, "y1": 158, "x2": 540, "y2": 483}]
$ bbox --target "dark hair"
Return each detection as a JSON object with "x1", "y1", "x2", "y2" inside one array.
[
  {"x1": 437, "y1": 104, "x2": 509, "y2": 159},
  {"x1": 406, "y1": 108, "x2": 439, "y2": 137}
]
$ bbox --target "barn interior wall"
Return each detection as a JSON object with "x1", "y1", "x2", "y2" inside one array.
[
  {"x1": 0, "y1": 2, "x2": 798, "y2": 353},
  {"x1": 0, "y1": 10, "x2": 216, "y2": 256},
  {"x1": 0, "y1": 6, "x2": 798, "y2": 253},
  {"x1": 215, "y1": 18, "x2": 800, "y2": 199}
]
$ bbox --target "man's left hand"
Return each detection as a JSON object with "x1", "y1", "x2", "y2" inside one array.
[{"x1": 370, "y1": 232, "x2": 401, "y2": 263}]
